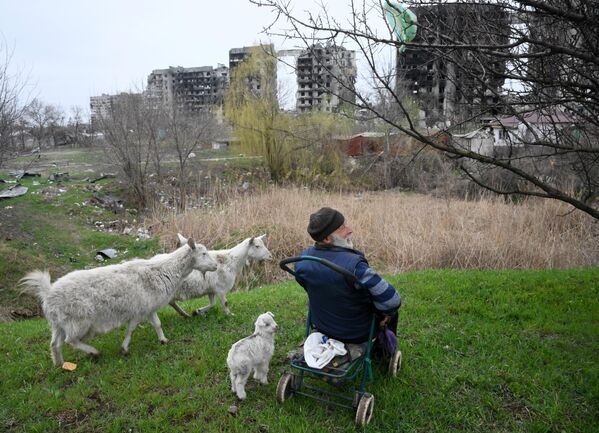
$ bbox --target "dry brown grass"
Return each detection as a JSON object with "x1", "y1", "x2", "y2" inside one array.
[{"x1": 149, "y1": 187, "x2": 598, "y2": 283}]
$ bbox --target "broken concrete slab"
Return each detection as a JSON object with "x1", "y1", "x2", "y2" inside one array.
[
  {"x1": 0, "y1": 185, "x2": 28, "y2": 199},
  {"x1": 90, "y1": 173, "x2": 116, "y2": 183},
  {"x1": 49, "y1": 172, "x2": 69, "y2": 181},
  {"x1": 9, "y1": 170, "x2": 41, "y2": 179},
  {"x1": 95, "y1": 248, "x2": 118, "y2": 261}
]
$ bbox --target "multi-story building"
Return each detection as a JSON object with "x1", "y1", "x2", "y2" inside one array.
[
  {"x1": 395, "y1": 3, "x2": 509, "y2": 126},
  {"x1": 89, "y1": 92, "x2": 140, "y2": 130},
  {"x1": 229, "y1": 44, "x2": 277, "y2": 97},
  {"x1": 295, "y1": 44, "x2": 356, "y2": 113},
  {"x1": 146, "y1": 64, "x2": 229, "y2": 112}
]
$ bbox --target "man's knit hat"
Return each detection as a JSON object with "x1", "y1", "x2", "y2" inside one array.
[{"x1": 307, "y1": 207, "x2": 345, "y2": 242}]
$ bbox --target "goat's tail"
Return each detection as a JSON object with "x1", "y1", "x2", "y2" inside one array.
[{"x1": 19, "y1": 270, "x2": 52, "y2": 299}]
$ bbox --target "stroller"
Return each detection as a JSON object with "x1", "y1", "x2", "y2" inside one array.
[{"x1": 277, "y1": 256, "x2": 402, "y2": 426}]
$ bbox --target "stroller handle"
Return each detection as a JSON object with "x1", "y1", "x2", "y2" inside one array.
[{"x1": 279, "y1": 255, "x2": 362, "y2": 288}]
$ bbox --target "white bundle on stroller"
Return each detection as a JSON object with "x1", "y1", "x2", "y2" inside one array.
[{"x1": 303, "y1": 332, "x2": 347, "y2": 369}]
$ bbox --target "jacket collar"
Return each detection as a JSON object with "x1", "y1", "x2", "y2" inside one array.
[{"x1": 313, "y1": 242, "x2": 365, "y2": 257}]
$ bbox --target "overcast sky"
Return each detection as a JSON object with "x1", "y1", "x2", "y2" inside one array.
[{"x1": 0, "y1": 0, "x2": 395, "y2": 117}]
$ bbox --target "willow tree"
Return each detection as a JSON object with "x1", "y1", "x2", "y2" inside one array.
[
  {"x1": 287, "y1": 110, "x2": 353, "y2": 187},
  {"x1": 224, "y1": 45, "x2": 290, "y2": 182}
]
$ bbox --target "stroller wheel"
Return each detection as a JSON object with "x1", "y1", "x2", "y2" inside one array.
[
  {"x1": 276, "y1": 373, "x2": 295, "y2": 404},
  {"x1": 388, "y1": 349, "x2": 402, "y2": 377},
  {"x1": 355, "y1": 393, "x2": 374, "y2": 426}
]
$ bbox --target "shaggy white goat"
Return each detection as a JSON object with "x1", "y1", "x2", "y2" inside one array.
[
  {"x1": 20, "y1": 239, "x2": 217, "y2": 367},
  {"x1": 227, "y1": 312, "x2": 277, "y2": 400},
  {"x1": 169, "y1": 234, "x2": 272, "y2": 317}
]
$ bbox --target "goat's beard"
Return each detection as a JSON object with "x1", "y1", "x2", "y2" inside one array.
[{"x1": 330, "y1": 233, "x2": 353, "y2": 249}]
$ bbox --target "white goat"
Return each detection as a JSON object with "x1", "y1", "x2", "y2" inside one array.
[
  {"x1": 20, "y1": 239, "x2": 217, "y2": 367},
  {"x1": 169, "y1": 233, "x2": 272, "y2": 317}
]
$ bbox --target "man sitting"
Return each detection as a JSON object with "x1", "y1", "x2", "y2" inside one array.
[{"x1": 295, "y1": 207, "x2": 401, "y2": 345}]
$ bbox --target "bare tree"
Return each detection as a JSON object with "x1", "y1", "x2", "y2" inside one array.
[
  {"x1": 164, "y1": 103, "x2": 218, "y2": 210},
  {"x1": 0, "y1": 40, "x2": 29, "y2": 166},
  {"x1": 24, "y1": 98, "x2": 64, "y2": 147},
  {"x1": 68, "y1": 105, "x2": 90, "y2": 146},
  {"x1": 251, "y1": 0, "x2": 599, "y2": 220},
  {"x1": 98, "y1": 92, "x2": 163, "y2": 207}
]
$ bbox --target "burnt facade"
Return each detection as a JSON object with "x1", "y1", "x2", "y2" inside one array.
[
  {"x1": 396, "y1": 4, "x2": 509, "y2": 126},
  {"x1": 296, "y1": 44, "x2": 356, "y2": 113},
  {"x1": 147, "y1": 64, "x2": 229, "y2": 112}
]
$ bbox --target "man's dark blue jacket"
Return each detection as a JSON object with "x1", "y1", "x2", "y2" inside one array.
[{"x1": 295, "y1": 244, "x2": 401, "y2": 343}]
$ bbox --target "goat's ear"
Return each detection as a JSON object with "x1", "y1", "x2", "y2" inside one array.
[
  {"x1": 187, "y1": 238, "x2": 196, "y2": 250},
  {"x1": 249, "y1": 237, "x2": 255, "y2": 245},
  {"x1": 267, "y1": 311, "x2": 274, "y2": 318},
  {"x1": 177, "y1": 233, "x2": 187, "y2": 247}
]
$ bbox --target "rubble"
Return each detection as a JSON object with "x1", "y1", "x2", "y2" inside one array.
[
  {"x1": 0, "y1": 185, "x2": 28, "y2": 199},
  {"x1": 9, "y1": 170, "x2": 41, "y2": 179},
  {"x1": 95, "y1": 248, "x2": 118, "y2": 261}
]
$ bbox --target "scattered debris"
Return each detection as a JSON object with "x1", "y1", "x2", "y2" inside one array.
[
  {"x1": 188, "y1": 152, "x2": 196, "y2": 158},
  {"x1": 90, "y1": 173, "x2": 116, "y2": 183},
  {"x1": 9, "y1": 170, "x2": 41, "y2": 179},
  {"x1": 62, "y1": 362, "x2": 77, "y2": 371},
  {"x1": 49, "y1": 172, "x2": 69, "y2": 181},
  {"x1": 0, "y1": 185, "x2": 28, "y2": 199},
  {"x1": 136, "y1": 228, "x2": 151, "y2": 240},
  {"x1": 90, "y1": 194, "x2": 124, "y2": 213},
  {"x1": 228, "y1": 405, "x2": 238, "y2": 416},
  {"x1": 95, "y1": 248, "x2": 118, "y2": 261}
]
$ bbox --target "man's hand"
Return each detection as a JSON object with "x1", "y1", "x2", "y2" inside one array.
[{"x1": 379, "y1": 315, "x2": 391, "y2": 327}]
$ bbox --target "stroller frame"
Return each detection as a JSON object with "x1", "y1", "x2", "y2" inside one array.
[{"x1": 277, "y1": 255, "x2": 400, "y2": 425}]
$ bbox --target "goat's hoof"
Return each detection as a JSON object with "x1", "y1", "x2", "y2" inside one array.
[
  {"x1": 160, "y1": 338, "x2": 169, "y2": 345},
  {"x1": 90, "y1": 352, "x2": 101, "y2": 361},
  {"x1": 121, "y1": 348, "x2": 130, "y2": 357}
]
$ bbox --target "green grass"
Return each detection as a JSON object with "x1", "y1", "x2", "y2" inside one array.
[
  {"x1": 0, "y1": 268, "x2": 597, "y2": 432},
  {"x1": 0, "y1": 176, "x2": 161, "y2": 314}
]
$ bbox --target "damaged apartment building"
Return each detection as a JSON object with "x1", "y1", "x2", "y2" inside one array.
[
  {"x1": 145, "y1": 44, "x2": 275, "y2": 113},
  {"x1": 229, "y1": 44, "x2": 277, "y2": 98},
  {"x1": 146, "y1": 64, "x2": 229, "y2": 112},
  {"x1": 296, "y1": 44, "x2": 357, "y2": 113},
  {"x1": 396, "y1": 3, "x2": 509, "y2": 126}
]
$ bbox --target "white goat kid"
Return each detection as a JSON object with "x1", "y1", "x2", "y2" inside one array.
[
  {"x1": 20, "y1": 239, "x2": 217, "y2": 367},
  {"x1": 227, "y1": 312, "x2": 278, "y2": 400},
  {"x1": 169, "y1": 234, "x2": 272, "y2": 317}
]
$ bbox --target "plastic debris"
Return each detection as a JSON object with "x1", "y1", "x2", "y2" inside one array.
[{"x1": 62, "y1": 362, "x2": 77, "y2": 371}]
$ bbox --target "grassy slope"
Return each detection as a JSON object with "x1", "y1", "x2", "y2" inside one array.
[
  {"x1": 0, "y1": 268, "x2": 597, "y2": 433},
  {"x1": 0, "y1": 175, "x2": 160, "y2": 315}
]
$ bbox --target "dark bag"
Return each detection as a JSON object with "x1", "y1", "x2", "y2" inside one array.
[{"x1": 376, "y1": 325, "x2": 397, "y2": 357}]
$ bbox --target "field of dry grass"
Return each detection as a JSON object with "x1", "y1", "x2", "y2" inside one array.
[{"x1": 149, "y1": 187, "x2": 598, "y2": 283}]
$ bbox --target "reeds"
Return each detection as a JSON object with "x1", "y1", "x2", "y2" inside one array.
[{"x1": 149, "y1": 187, "x2": 598, "y2": 281}]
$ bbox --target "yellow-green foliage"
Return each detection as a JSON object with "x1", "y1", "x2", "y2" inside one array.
[
  {"x1": 286, "y1": 111, "x2": 352, "y2": 187},
  {"x1": 224, "y1": 47, "x2": 353, "y2": 186},
  {"x1": 224, "y1": 45, "x2": 287, "y2": 180}
]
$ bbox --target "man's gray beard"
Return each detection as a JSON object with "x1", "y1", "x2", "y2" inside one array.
[{"x1": 330, "y1": 233, "x2": 353, "y2": 249}]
